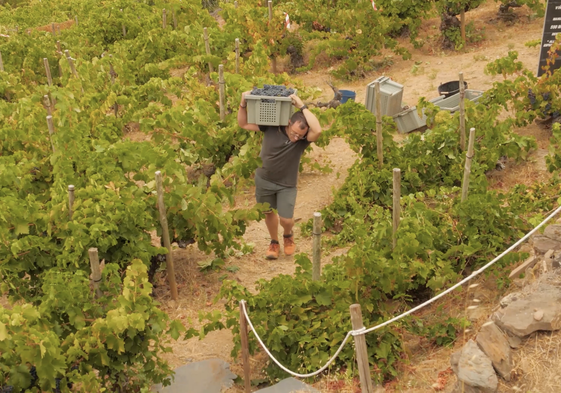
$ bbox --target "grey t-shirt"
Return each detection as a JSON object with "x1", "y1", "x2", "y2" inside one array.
[{"x1": 256, "y1": 125, "x2": 311, "y2": 187}]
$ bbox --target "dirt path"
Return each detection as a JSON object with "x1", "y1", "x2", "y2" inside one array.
[{"x1": 155, "y1": 2, "x2": 556, "y2": 391}]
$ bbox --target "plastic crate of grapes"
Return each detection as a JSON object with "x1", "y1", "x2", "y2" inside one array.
[{"x1": 246, "y1": 85, "x2": 296, "y2": 126}]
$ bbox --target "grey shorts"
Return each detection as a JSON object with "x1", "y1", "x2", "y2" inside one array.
[{"x1": 254, "y1": 173, "x2": 297, "y2": 219}]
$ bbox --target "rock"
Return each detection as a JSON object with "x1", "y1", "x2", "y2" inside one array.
[
  {"x1": 500, "y1": 293, "x2": 519, "y2": 308},
  {"x1": 451, "y1": 340, "x2": 498, "y2": 393},
  {"x1": 255, "y1": 377, "x2": 320, "y2": 393},
  {"x1": 468, "y1": 306, "x2": 487, "y2": 322},
  {"x1": 544, "y1": 224, "x2": 561, "y2": 242},
  {"x1": 533, "y1": 309, "x2": 544, "y2": 321},
  {"x1": 506, "y1": 333, "x2": 521, "y2": 349},
  {"x1": 553, "y1": 254, "x2": 561, "y2": 269},
  {"x1": 476, "y1": 322, "x2": 513, "y2": 381},
  {"x1": 533, "y1": 236, "x2": 561, "y2": 255},
  {"x1": 151, "y1": 359, "x2": 237, "y2": 393},
  {"x1": 491, "y1": 284, "x2": 561, "y2": 337}
]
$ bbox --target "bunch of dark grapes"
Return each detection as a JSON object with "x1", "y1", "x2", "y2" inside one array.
[
  {"x1": 528, "y1": 89, "x2": 536, "y2": 106},
  {"x1": 250, "y1": 85, "x2": 295, "y2": 97},
  {"x1": 0, "y1": 386, "x2": 14, "y2": 393},
  {"x1": 29, "y1": 367, "x2": 38, "y2": 388}
]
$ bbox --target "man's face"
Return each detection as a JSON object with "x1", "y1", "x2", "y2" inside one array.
[{"x1": 286, "y1": 121, "x2": 309, "y2": 142}]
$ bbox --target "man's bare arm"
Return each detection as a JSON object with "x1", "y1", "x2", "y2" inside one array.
[
  {"x1": 237, "y1": 91, "x2": 260, "y2": 132},
  {"x1": 290, "y1": 94, "x2": 322, "y2": 142}
]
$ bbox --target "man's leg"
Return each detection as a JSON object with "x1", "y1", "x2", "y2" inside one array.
[
  {"x1": 279, "y1": 216, "x2": 294, "y2": 238},
  {"x1": 265, "y1": 211, "x2": 279, "y2": 242},
  {"x1": 255, "y1": 174, "x2": 281, "y2": 259},
  {"x1": 277, "y1": 187, "x2": 298, "y2": 256}
]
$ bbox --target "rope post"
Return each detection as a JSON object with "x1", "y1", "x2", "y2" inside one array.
[
  {"x1": 392, "y1": 168, "x2": 401, "y2": 250},
  {"x1": 461, "y1": 128, "x2": 476, "y2": 202},
  {"x1": 46, "y1": 115, "x2": 56, "y2": 153},
  {"x1": 88, "y1": 248, "x2": 102, "y2": 298},
  {"x1": 43, "y1": 58, "x2": 53, "y2": 86},
  {"x1": 350, "y1": 304, "x2": 374, "y2": 393},
  {"x1": 312, "y1": 212, "x2": 322, "y2": 281},
  {"x1": 268, "y1": 0, "x2": 276, "y2": 73},
  {"x1": 44, "y1": 95, "x2": 52, "y2": 116},
  {"x1": 203, "y1": 27, "x2": 214, "y2": 73},
  {"x1": 239, "y1": 301, "x2": 252, "y2": 393},
  {"x1": 235, "y1": 38, "x2": 240, "y2": 74},
  {"x1": 459, "y1": 72, "x2": 466, "y2": 151},
  {"x1": 68, "y1": 185, "x2": 75, "y2": 220},
  {"x1": 0, "y1": 51, "x2": 4, "y2": 72},
  {"x1": 162, "y1": 8, "x2": 167, "y2": 29},
  {"x1": 155, "y1": 171, "x2": 178, "y2": 300},
  {"x1": 219, "y1": 65, "x2": 225, "y2": 121},
  {"x1": 375, "y1": 81, "x2": 383, "y2": 168}
]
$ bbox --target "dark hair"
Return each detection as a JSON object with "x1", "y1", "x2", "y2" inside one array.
[{"x1": 290, "y1": 111, "x2": 309, "y2": 130}]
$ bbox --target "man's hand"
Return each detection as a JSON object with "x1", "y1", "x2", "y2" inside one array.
[
  {"x1": 289, "y1": 94, "x2": 305, "y2": 109},
  {"x1": 240, "y1": 90, "x2": 252, "y2": 107}
]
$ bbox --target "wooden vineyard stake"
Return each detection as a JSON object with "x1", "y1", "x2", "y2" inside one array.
[
  {"x1": 121, "y1": 10, "x2": 126, "y2": 37},
  {"x1": 350, "y1": 304, "x2": 374, "y2": 393},
  {"x1": 375, "y1": 81, "x2": 383, "y2": 168},
  {"x1": 235, "y1": 38, "x2": 240, "y2": 74},
  {"x1": 461, "y1": 128, "x2": 476, "y2": 202},
  {"x1": 51, "y1": 22, "x2": 56, "y2": 36},
  {"x1": 239, "y1": 301, "x2": 251, "y2": 393},
  {"x1": 75, "y1": 15, "x2": 78, "y2": 26},
  {"x1": 88, "y1": 248, "x2": 102, "y2": 298},
  {"x1": 234, "y1": 1, "x2": 238, "y2": 8},
  {"x1": 155, "y1": 171, "x2": 178, "y2": 300},
  {"x1": 109, "y1": 57, "x2": 118, "y2": 116},
  {"x1": 460, "y1": 9, "x2": 466, "y2": 47},
  {"x1": 68, "y1": 185, "x2": 75, "y2": 220},
  {"x1": 46, "y1": 115, "x2": 56, "y2": 153},
  {"x1": 43, "y1": 95, "x2": 52, "y2": 116},
  {"x1": 64, "y1": 50, "x2": 78, "y2": 78},
  {"x1": 56, "y1": 41, "x2": 63, "y2": 77},
  {"x1": 392, "y1": 168, "x2": 401, "y2": 250},
  {"x1": 0, "y1": 51, "x2": 4, "y2": 72},
  {"x1": 44, "y1": 58, "x2": 53, "y2": 86},
  {"x1": 203, "y1": 27, "x2": 213, "y2": 73},
  {"x1": 312, "y1": 212, "x2": 322, "y2": 281},
  {"x1": 162, "y1": 9, "x2": 167, "y2": 29},
  {"x1": 219, "y1": 65, "x2": 225, "y2": 121},
  {"x1": 268, "y1": 0, "x2": 276, "y2": 73},
  {"x1": 459, "y1": 72, "x2": 466, "y2": 151},
  {"x1": 173, "y1": 10, "x2": 177, "y2": 30}
]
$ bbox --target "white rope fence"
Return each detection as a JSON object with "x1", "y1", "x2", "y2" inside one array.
[{"x1": 241, "y1": 203, "x2": 561, "y2": 379}]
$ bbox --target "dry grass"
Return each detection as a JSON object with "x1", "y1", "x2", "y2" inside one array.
[{"x1": 506, "y1": 330, "x2": 561, "y2": 392}]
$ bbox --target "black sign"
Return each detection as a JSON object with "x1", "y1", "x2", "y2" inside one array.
[{"x1": 537, "y1": 0, "x2": 561, "y2": 76}]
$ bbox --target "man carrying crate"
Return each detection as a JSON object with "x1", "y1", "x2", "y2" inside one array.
[{"x1": 238, "y1": 91, "x2": 322, "y2": 260}]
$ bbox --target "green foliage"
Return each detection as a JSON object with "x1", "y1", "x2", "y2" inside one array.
[
  {"x1": 192, "y1": 255, "x2": 403, "y2": 383},
  {"x1": 0, "y1": 260, "x2": 183, "y2": 392}
]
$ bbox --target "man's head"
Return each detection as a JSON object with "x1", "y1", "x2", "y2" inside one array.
[{"x1": 286, "y1": 112, "x2": 309, "y2": 142}]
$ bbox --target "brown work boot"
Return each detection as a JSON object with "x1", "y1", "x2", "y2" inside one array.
[
  {"x1": 265, "y1": 240, "x2": 280, "y2": 260},
  {"x1": 283, "y1": 233, "x2": 296, "y2": 256}
]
